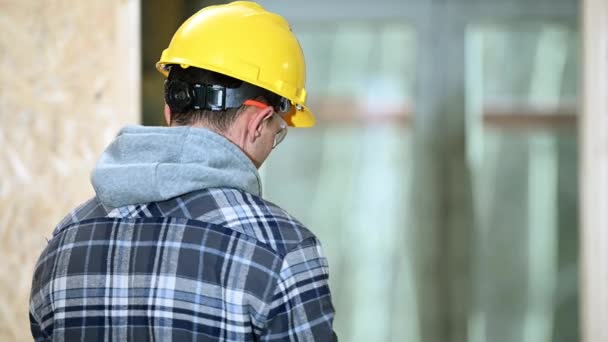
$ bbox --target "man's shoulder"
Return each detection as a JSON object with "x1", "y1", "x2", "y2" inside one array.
[
  {"x1": 177, "y1": 188, "x2": 316, "y2": 256},
  {"x1": 52, "y1": 188, "x2": 316, "y2": 257},
  {"x1": 52, "y1": 197, "x2": 109, "y2": 235}
]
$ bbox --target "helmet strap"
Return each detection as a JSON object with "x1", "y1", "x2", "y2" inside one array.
[{"x1": 165, "y1": 80, "x2": 281, "y2": 112}]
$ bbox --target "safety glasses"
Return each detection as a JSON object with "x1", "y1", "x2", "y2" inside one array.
[{"x1": 243, "y1": 99, "x2": 288, "y2": 149}]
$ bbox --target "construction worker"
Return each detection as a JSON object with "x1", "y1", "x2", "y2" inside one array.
[{"x1": 29, "y1": 2, "x2": 337, "y2": 341}]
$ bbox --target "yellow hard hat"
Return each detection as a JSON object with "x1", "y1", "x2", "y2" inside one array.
[{"x1": 156, "y1": 1, "x2": 315, "y2": 127}]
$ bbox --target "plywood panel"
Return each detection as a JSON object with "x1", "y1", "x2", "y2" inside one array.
[{"x1": 0, "y1": 0, "x2": 140, "y2": 340}]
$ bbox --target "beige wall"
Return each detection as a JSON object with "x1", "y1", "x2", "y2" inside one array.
[
  {"x1": 0, "y1": 0, "x2": 140, "y2": 340},
  {"x1": 581, "y1": 0, "x2": 608, "y2": 341}
]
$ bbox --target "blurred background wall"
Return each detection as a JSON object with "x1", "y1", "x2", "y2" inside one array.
[
  {"x1": 0, "y1": 0, "x2": 140, "y2": 340},
  {"x1": 0, "y1": 0, "x2": 591, "y2": 341},
  {"x1": 581, "y1": 0, "x2": 608, "y2": 340}
]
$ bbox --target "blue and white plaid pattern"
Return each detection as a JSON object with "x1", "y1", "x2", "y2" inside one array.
[{"x1": 30, "y1": 188, "x2": 336, "y2": 341}]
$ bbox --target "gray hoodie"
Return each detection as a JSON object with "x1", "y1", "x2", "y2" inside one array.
[{"x1": 91, "y1": 125, "x2": 262, "y2": 209}]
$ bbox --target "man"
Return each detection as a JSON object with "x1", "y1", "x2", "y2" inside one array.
[{"x1": 29, "y1": 2, "x2": 336, "y2": 341}]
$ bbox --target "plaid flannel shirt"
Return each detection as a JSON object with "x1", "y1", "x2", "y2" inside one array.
[{"x1": 30, "y1": 188, "x2": 336, "y2": 341}]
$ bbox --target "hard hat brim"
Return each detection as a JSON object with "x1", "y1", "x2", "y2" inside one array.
[{"x1": 285, "y1": 104, "x2": 315, "y2": 128}]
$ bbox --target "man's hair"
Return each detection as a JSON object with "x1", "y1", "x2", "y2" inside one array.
[{"x1": 165, "y1": 65, "x2": 246, "y2": 131}]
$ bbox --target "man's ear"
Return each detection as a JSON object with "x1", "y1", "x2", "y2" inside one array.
[
  {"x1": 164, "y1": 104, "x2": 172, "y2": 126},
  {"x1": 246, "y1": 106, "x2": 274, "y2": 143}
]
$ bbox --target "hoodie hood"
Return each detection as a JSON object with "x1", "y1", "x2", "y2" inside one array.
[{"x1": 91, "y1": 125, "x2": 262, "y2": 208}]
